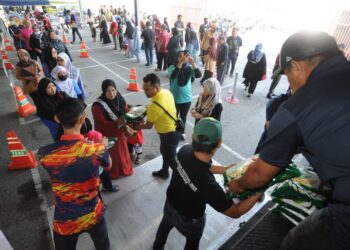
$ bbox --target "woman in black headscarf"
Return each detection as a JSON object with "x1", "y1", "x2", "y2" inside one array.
[
  {"x1": 91, "y1": 79, "x2": 134, "y2": 179},
  {"x1": 43, "y1": 46, "x2": 58, "y2": 74},
  {"x1": 37, "y1": 77, "x2": 68, "y2": 140},
  {"x1": 100, "y1": 16, "x2": 111, "y2": 44}
]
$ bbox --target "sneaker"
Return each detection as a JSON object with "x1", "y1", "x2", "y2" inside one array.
[
  {"x1": 102, "y1": 184, "x2": 120, "y2": 192},
  {"x1": 266, "y1": 93, "x2": 272, "y2": 99},
  {"x1": 152, "y1": 169, "x2": 169, "y2": 179},
  {"x1": 229, "y1": 74, "x2": 233, "y2": 77},
  {"x1": 70, "y1": 41, "x2": 75, "y2": 44},
  {"x1": 155, "y1": 68, "x2": 161, "y2": 71},
  {"x1": 145, "y1": 63, "x2": 150, "y2": 66},
  {"x1": 247, "y1": 94, "x2": 251, "y2": 97},
  {"x1": 180, "y1": 133, "x2": 186, "y2": 141}
]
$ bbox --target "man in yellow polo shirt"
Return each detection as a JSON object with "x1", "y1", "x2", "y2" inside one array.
[{"x1": 136, "y1": 73, "x2": 180, "y2": 178}]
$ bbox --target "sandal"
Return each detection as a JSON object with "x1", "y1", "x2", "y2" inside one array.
[{"x1": 135, "y1": 154, "x2": 142, "y2": 164}]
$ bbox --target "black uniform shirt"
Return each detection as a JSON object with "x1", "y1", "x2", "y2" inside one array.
[{"x1": 167, "y1": 144, "x2": 233, "y2": 219}]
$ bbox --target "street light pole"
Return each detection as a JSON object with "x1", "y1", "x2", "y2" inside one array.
[{"x1": 78, "y1": 0, "x2": 84, "y2": 27}]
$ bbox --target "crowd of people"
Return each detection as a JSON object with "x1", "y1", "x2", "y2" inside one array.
[{"x1": 3, "y1": 5, "x2": 350, "y2": 250}]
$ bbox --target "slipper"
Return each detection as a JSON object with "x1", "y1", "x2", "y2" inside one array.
[{"x1": 135, "y1": 154, "x2": 142, "y2": 164}]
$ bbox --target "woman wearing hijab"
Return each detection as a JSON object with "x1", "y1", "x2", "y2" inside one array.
[
  {"x1": 43, "y1": 46, "x2": 57, "y2": 76},
  {"x1": 191, "y1": 77, "x2": 223, "y2": 124},
  {"x1": 200, "y1": 37, "x2": 217, "y2": 84},
  {"x1": 36, "y1": 77, "x2": 68, "y2": 140},
  {"x1": 100, "y1": 15, "x2": 111, "y2": 44},
  {"x1": 166, "y1": 28, "x2": 182, "y2": 67},
  {"x1": 15, "y1": 49, "x2": 44, "y2": 104},
  {"x1": 185, "y1": 22, "x2": 200, "y2": 65},
  {"x1": 19, "y1": 19, "x2": 34, "y2": 57},
  {"x1": 242, "y1": 43, "x2": 267, "y2": 97},
  {"x1": 56, "y1": 52, "x2": 86, "y2": 100},
  {"x1": 124, "y1": 20, "x2": 135, "y2": 58},
  {"x1": 169, "y1": 50, "x2": 201, "y2": 140},
  {"x1": 91, "y1": 79, "x2": 134, "y2": 179},
  {"x1": 51, "y1": 66, "x2": 81, "y2": 99}
]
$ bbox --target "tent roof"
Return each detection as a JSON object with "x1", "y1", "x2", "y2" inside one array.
[{"x1": 0, "y1": 0, "x2": 49, "y2": 5}]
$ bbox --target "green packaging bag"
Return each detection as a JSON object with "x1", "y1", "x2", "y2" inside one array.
[{"x1": 224, "y1": 158, "x2": 301, "y2": 200}]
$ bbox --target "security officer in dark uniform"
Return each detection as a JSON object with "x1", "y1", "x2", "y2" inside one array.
[{"x1": 229, "y1": 30, "x2": 350, "y2": 250}]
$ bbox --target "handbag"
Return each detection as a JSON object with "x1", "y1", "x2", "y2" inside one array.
[{"x1": 153, "y1": 101, "x2": 185, "y2": 133}]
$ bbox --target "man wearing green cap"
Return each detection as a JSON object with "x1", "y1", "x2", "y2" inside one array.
[{"x1": 153, "y1": 118, "x2": 262, "y2": 250}]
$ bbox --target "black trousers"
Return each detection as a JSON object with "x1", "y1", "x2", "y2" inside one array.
[
  {"x1": 54, "y1": 217, "x2": 110, "y2": 250},
  {"x1": 159, "y1": 131, "x2": 180, "y2": 172},
  {"x1": 100, "y1": 170, "x2": 113, "y2": 190},
  {"x1": 175, "y1": 102, "x2": 191, "y2": 132},
  {"x1": 244, "y1": 79, "x2": 258, "y2": 94},
  {"x1": 157, "y1": 52, "x2": 168, "y2": 70},
  {"x1": 267, "y1": 75, "x2": 281, "y2": 95},
  {"x1": 72, "y1": 27, "x2": 82, "y2": 42},
  {"x1": 119, "y1": 36, "x2": 123, "y2": 50},
  {"x1": 217, "y1": 64, "x2": 227, "y2": 85}
]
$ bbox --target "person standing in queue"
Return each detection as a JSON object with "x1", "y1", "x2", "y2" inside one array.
[
  {"x1": 229, "y1": 30, "x2": 350, "y2": 250},
  {"x1": 135, "y1": 73, "x2": 180, "y2": 179}
]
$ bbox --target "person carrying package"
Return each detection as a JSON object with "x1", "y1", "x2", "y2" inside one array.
[{"x1": 228, "y1": 30, "x2": 350, "y2": 250}]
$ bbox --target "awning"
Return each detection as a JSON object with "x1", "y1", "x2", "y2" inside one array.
[{"x1": 0, "y1": 0, "x2": 49, "y2": 5}]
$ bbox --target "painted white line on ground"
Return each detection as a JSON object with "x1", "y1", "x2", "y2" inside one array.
[
  {"x1": 88, "y1": 55, "x2": 129, "y2": 85},
  {"x1": 186, "y1": 120, "x2": 245, "y2": 160},
  {"x1": 114, "y1": 63, "x2": 131, "y2": 71}
]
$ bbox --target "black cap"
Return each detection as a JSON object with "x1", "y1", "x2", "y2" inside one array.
[{"x1": 273, "y1": 30, "x2": 340, "y2": 78}]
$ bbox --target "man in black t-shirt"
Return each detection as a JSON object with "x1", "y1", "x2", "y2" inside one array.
[
  {"x1": 153, "y1": 118, "x2": 262, "y2": 250},
  {"x1": 141, "y1": 21, "x2": 156, "y2": 66},
  {"x1": 174, "y1": 14, "x2": 185, "y2": 48},
  {"x1": 226, "y1": 27, "x2": 242, "y2": 77},
  {"x1": 229, "y1": 31, "x2": 350, "y2": 250}
]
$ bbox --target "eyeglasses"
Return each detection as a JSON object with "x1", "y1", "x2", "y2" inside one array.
[{"x1": 143, "y1": 86, "x2": 155, "y2": 92}]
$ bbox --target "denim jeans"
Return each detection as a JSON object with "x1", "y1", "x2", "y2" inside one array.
[
  {"x1": 145, "y1": 47, "x2": 153, "y2": 65},
  {"x1": 159, "y1": 131, "x2": 180, "y2": 172},
  {"x1": 54, "y1": 217, "x2": 110, "y2": 250},
  {"x1": 153, "y1": 200, "x2": 206, "y2": 250}
]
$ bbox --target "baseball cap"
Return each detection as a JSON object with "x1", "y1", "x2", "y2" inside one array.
[
  {"x1": 273, "y1": 30, "x2": 340, "y2": 78},
  {"x1": 193, "y1": 117, "x2": 222, "y2": 145},
  {"x1": 55, "y1": 98, "x2": 87, "y2": 124}
]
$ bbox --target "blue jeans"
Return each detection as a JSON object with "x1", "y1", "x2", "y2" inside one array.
[
  {"x1": 159, "y1": 131, "x2": 180, "y2": 172},
  {"x1": 145, "y1": 46, "x2": 153, "y2": 65},
  {"x1": 153, "y1": 200, "x2": 206, "y2": 250}
]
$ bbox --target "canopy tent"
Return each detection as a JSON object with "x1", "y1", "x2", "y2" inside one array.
[{"x1": 0, "y1": 0, "x2": 49, "y2": 5}]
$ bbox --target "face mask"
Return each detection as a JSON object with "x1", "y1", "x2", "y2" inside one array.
[
  {"x1": 11, "y1": 21, "x2": 16, "y2": 25},
  {"x1": 58, "y1": 74, "x2": 68, "y2": 81},
  {"x1": 35, "y1": 31, "x2": 41, "y2": 35}
]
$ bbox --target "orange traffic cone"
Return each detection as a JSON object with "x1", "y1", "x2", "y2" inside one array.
[
  {"x1": 4, "y1": 39, "x2": 15, "y2": 51},
  {"x1": 2, "y1": 55, "x2": 15, "y2": 70},
  {"x1": 14, "y1": 86, "x2": 36, "y2": 117},
  {"x1": 79, "y1": 41, "x2": 89, "y2": 58},
  {"x1": 6, "y1": 129, "x2": 38, "y2": 170},
  {"x1": 3, "y1": 37, "x2": 11, "y2": 43},
  {"x1": 62, "y1": 30, "x2": 70, "y2": 44},
  {"x1": 127, "y1": 68, "x2": 141, "y2": 92}
]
